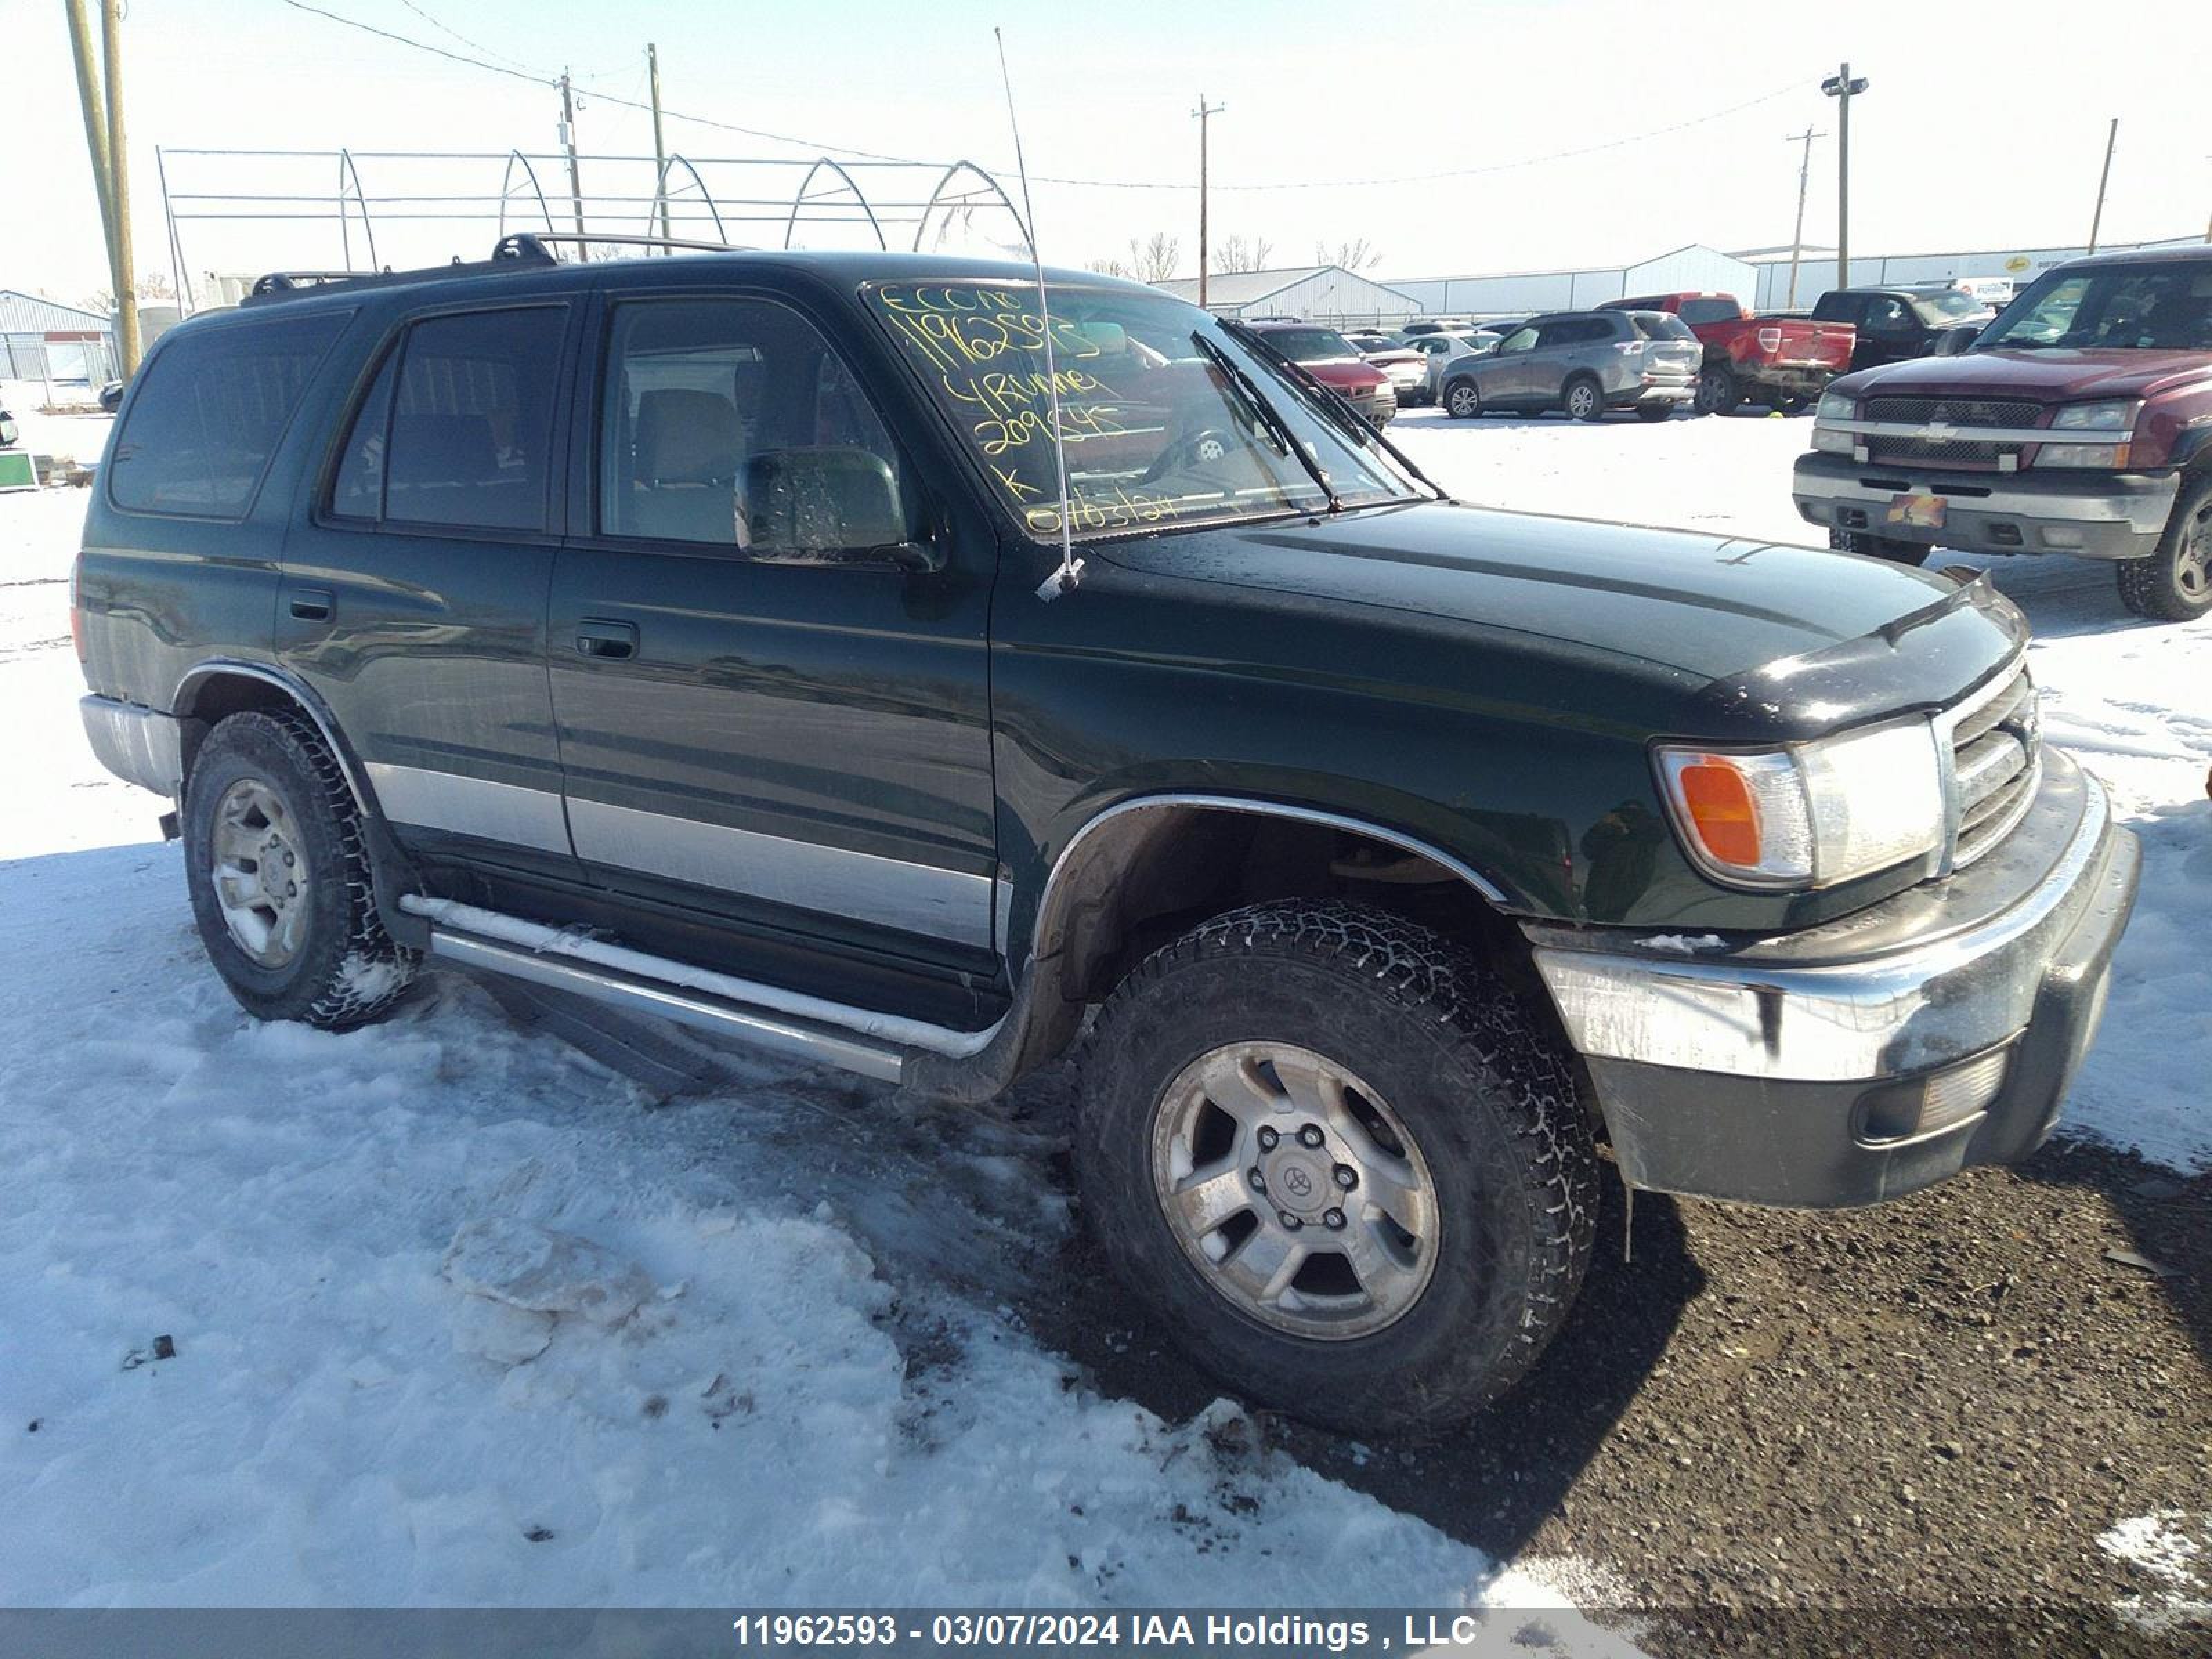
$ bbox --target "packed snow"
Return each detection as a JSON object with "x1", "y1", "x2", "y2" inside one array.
[{"x1": 0, "y1": 397, "x2": 2204, "y2": 1620}]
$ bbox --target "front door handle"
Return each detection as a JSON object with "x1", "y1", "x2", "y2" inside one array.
[
  {"x1": 574, "y1": 618, "x2": 639, "y2": 660},
  {"x1": 289, "y1": 588, "x2": 334, "y2": 622}
]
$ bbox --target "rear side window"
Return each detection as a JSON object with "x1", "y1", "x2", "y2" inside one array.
[
  {"x1": 328, "y1": 307, "x2": 565, "y2": 533},
  {"x1": 107, "y1": 312, "x2": 346, "y2": 518}
]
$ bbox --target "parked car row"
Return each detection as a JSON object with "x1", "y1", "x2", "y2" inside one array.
[{"x1": 1794, "y1": 242, "x2": 2212, "y2": 621}]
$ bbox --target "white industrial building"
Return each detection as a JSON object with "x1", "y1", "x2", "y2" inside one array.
[
  {"x1": 0, "y1": 291, "x2": 118, "y2": 392},
  {"x1": 1742, "y1": 233, "x2": 2204, "y2": 311},
  {"x1": 1154, "y1": 264, "x2": 1425, "y2": 326},
  {"x1": 1387, "y1": 245, "x2": 1759, "y2": 322},
  {"x1": 1376, "y1": 232, "x2": 2204, "y2": 324}
]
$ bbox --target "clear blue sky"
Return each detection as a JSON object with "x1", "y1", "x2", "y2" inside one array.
[{"x1": 7, "y1": 0, "x2": 2208, "y2": 306}]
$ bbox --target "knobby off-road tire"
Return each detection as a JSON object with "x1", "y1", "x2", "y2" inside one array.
[
  {"x1": 1829, "y1": 525, "x2": 1934, "y2": 568},
  {"x1": 182, "y1": 709, "x2": 418, "y2": 1029},
  {"x1": 1074, "y1": 900, "x2": 1600, "y2": 1436},
  {"x1": 2117, "y1": 470, "x2": 2212, "y2": 623}
]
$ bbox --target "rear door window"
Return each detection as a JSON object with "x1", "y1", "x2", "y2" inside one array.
[
  {"x1": 107, "y1": 312, "x2": 346, "y2": 518},
  {"x1": 327, "y1": 307, "x2": 568, "y2": 533}
]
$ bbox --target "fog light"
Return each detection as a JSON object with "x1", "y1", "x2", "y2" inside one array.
[
  {"x1": 2039, "y1": 525, "x2": 2086, "y2": 549},
  {"x1": 1859, "y1": 1047, "x2": 2011, "y2": 1145}
]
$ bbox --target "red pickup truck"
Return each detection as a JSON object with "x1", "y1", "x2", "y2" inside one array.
[{"x1": 1603, "y1": 292, "x2": 1855, "y2": 416}]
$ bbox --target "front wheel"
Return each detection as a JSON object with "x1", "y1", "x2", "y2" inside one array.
[
  {"x1": 2117, "y1": 472, "x2": 2212, "y2": 621},
  {"x1": 1829, "y1": 526, "x2": 1933, "y2": 567},
  {"x1": 1443, "y1": 379, "x2": 1481, "y2": 420},
  {"x1": 1074, "y1": 901, "x2": 1599, "y2": 1436},
  {"x1": 182, "y1": 709, "x2": 418, "y2": 1029}
]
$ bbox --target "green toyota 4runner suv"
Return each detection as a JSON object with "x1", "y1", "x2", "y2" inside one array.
[{"x1": 74, "y1": 243, "x2": 2139, "y2": 1433}]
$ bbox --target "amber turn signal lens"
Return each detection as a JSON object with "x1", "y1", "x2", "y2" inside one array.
[{"x1": 1676, "y1": 759, "x2": 1761, "y2": 868}]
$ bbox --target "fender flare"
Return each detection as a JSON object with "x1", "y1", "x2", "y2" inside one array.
[
  {"x1": 169, "y1": 659, "x2": 429, "y2": 949},
  {"x1": 908, "y1": 793, "x2": 1515, "y2": 1104}
]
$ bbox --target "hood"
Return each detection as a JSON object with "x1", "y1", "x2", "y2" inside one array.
[
  {"x1": 1103, "y1": 502, "x2": 2024, "y2": 730},
  {"x1": 1835, "y1": 347, "x2": 2211, "y2": 402}
]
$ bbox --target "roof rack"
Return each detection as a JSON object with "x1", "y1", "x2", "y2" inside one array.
[{"x1": 243, "y1": 229, "x2": 749, "y2": 305}]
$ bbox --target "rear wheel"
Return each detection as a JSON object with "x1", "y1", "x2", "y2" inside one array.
[
  {"x1": 1074, "y1": 901, "x2": 1599, "y2": 1435},
  {"x1": 2117, "y1": 472, "x2": 2212, "y2": 622},
  {"x1": 1829, "y1": 526, "x2": 1933, "y2": 568},
  {"x1": 1562, "y1": 375, "x2": 1603, "y2": 422},
  {"x1": 182, "y1": 709, "x2": 418, "y2": 1029},
  {"x1": 1695, "y1": 363, "x2": 1741, "y2": 417},
  {"x1": 1443, "y1": 379, "x2": 1481, "y2": 420}
]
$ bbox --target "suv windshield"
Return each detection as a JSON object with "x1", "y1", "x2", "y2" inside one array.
[
  {"x1": 868, "y1": 281, "x2": 1416, "y2": 540},
  {"x1": 1976, "y1": 261, "x2": 2212, "y2": 352}
]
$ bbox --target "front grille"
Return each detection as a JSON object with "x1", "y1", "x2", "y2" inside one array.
[
  {"x1": 1866, "y1": 396, "x2": 2043, "y2": 427},
  {"x1": 1944, "y1": 663, "x2": 2041, "y2": 867},
  {"x1": 1864, "y1": 395, "x2": 2046, "y2": 473}
]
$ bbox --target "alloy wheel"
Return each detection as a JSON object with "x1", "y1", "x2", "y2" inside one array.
[
  {"x1": 1150, "y1": 1042, "x2": 1440, "y2": 1341},
  {"x1": 209, "y1": 777, "x2": 310, "y2": 968}
]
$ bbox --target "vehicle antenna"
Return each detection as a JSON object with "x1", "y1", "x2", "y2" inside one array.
[{"x1": 993, "y1": 26, "x2": 1083, "y2": 601}]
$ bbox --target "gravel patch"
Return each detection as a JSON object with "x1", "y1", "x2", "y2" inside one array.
[{"x1": 1038, "y1": 1133, "x2": 2211, "y2": 1655}]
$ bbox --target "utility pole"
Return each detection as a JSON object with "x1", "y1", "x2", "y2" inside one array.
[
  {"x1": 65, "y1": 0, "x2": 140, "y2": 376},
  {"x1": 102, "y1": 0, "x2": 139, "y2": 375},
  {"x1": 2087, "y1": 118, "x2": 2118, "y2": 254},
  {"x1": 1192, "y1": 94, "x2": 1225, "y2": 306},
  {"x1": 1785, "y1": 126, "x2": 1826, "y2": 308},
  {"x1": 648, "y1": 44, "x2": 671, "y2": 250},
  {"x1": 559, "y1": 71, "x2": 587, "y2": 259},
  {"x1": 1821, "y1": 64, "x2": 1869, "y2": 290}
]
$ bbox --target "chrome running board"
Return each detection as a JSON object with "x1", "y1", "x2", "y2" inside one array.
[{"x1": 402, "y1": 895, "x2": 1004, "y2": 1085}]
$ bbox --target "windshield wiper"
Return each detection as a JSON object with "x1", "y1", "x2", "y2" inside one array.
[
  {"x1": 1189, "y1": 331, "x2": 1344, "y2": 514},
  {"x1": 1220, "y1": 319, "x2": 1452, "y2": 503}
]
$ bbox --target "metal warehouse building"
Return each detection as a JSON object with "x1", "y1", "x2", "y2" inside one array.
[
  {"x1": 1743, "y1": 233, "x2": 2205, "y2": 311},
  {"x1": 1387, "y1": 245, "x2": 1757, "y2": 321},
  {"x1": 0, "y1": 291, "x2": 118, "y2": 392},
  {"x1": 1154, "y1": 264, "x2": 1425, "y2": 326}
]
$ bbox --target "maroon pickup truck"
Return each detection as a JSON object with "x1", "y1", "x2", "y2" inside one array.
[
  {"x1": 1604, "y1": 292, "x2": 1855, "y2": 416},
  {"x1": 1792, "y1": 244, "x2": 2212, "y2": 621}
]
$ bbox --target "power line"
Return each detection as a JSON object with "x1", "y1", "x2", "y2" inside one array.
[
  {"x1": 391, "y1": 0, "x2": 544, "y2": 77},
  {"x1": 275, "y1": 1, "x2": 1811, "y2": 194}
]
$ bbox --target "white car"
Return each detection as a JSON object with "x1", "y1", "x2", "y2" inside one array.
[{"x1": 1414, "y1": 332, "x2": 1501, "y2": 406}]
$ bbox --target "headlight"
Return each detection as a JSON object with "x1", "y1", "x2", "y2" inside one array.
[
  {"x1": 1656, "y1": 718, "x2": 1944, "y2": 890},
  {"x1": 1816, "y1": 391, "x2": 1857, "y2": 422},
  {"x1": 2050, "y1": 399, "x2": 2137, "y2": 431},
  {"x1": 1810, "y1": 425, "x2": 1855, "y2": 454},
  {"x1": 2038, "y1": 399, "x2": 2138, "y2": 469},
  {"x1": 2037, "y1": 441, "x2": 2127, "y2": 468}
]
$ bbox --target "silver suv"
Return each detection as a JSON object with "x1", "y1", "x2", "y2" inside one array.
[{"x1": 1440, "y1": 310, "x2": 1700, "y2": 422}]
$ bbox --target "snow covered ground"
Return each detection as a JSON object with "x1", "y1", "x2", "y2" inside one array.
[{"x1": 1, "y1": 404, "x2": 2204, "y2": 1619}]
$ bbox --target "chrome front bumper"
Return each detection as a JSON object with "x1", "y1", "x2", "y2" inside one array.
[
  {"x1": 1526, "y1": 753, "x2": 2139, "y2": 1206},
  {"x1": 1792, "y1": 453, "x2": 2177, "y2": 558}
]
